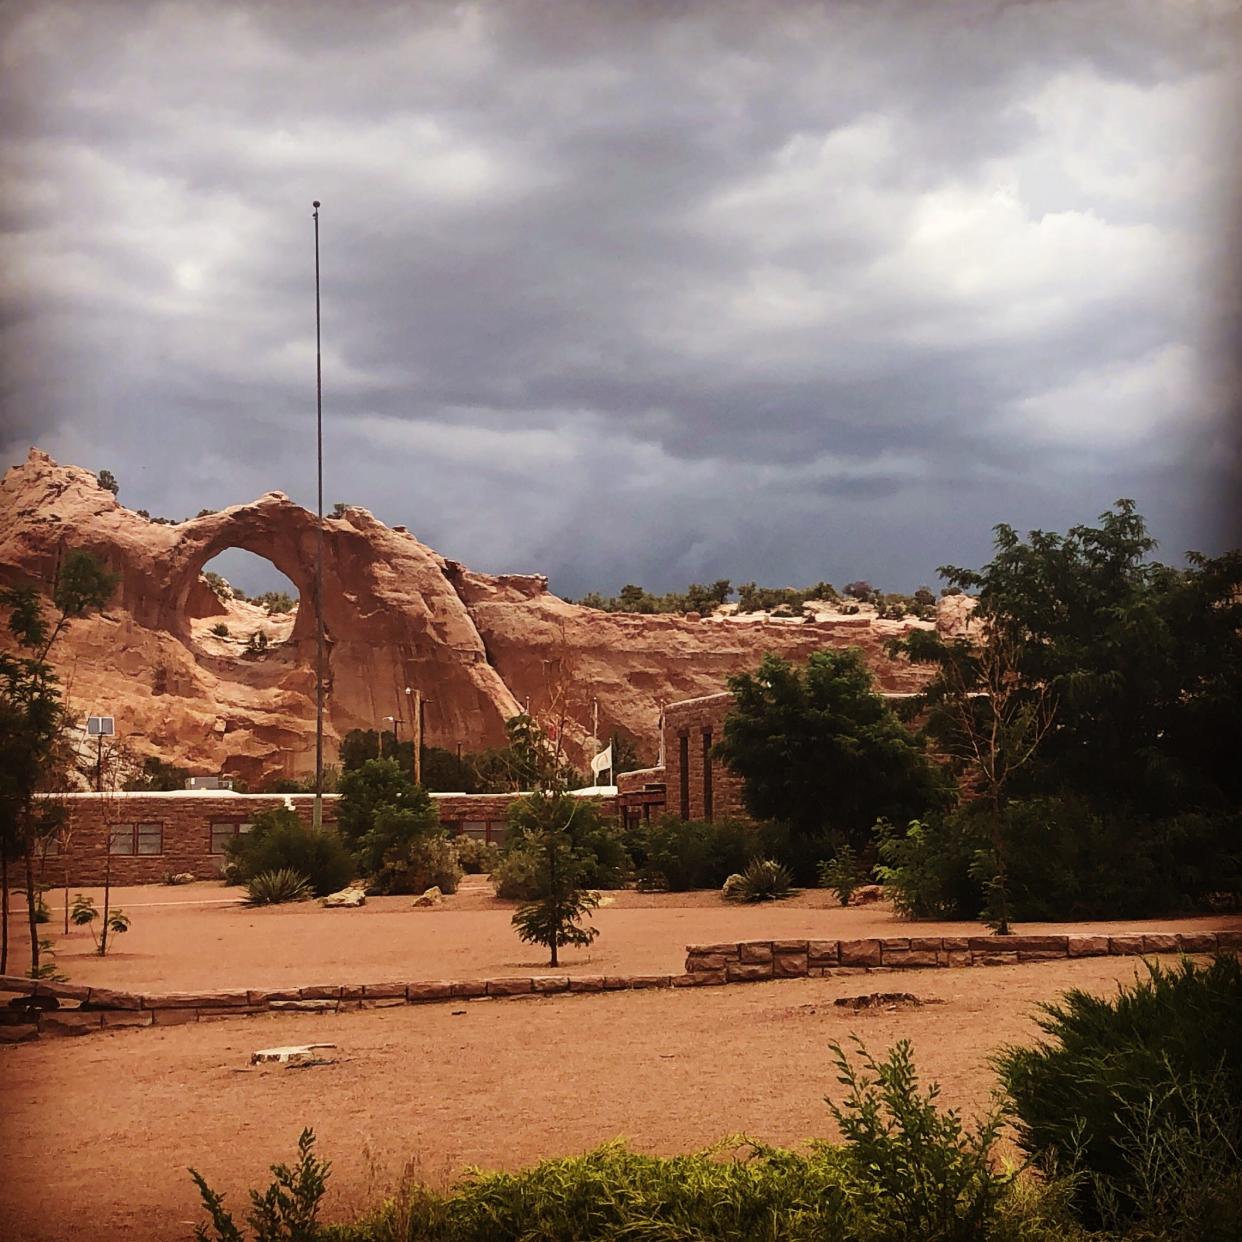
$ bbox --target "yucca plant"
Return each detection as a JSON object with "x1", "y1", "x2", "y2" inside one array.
[
  {"x1": 724, "y1": 858, "x2": 795, "y2": 903},
  {"x1": 245, "y1": 868, "x2": 312, "y2": 906}
]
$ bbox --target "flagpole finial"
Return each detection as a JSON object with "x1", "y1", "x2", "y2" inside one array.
[{"x1": 313, "y1": 200, "x2": 321, "y2": 208}]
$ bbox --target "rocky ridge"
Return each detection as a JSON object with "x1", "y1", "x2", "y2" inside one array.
[{"x1": 1, "y1": 449, "x2": 942, "y2": 785}]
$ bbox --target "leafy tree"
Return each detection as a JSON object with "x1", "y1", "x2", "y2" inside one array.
[
  {"x1": 224, "y1": 807, "x2": 354, "y2": 896},
  {"x1": 123, "y1": 755, "x2": 191, "y2": 792},
  {"x1": 336, "y1": 757, "x2": 441, "y2": 885},
  {"x1": 0, "y1": 550, "x2": 117, "y2": 975},
  {"x1": 716, "y1": 650, "x2": 950, "y2": 850},
  {"x1": 96, "y1": 469, "x2": 119, "y2": 495}
]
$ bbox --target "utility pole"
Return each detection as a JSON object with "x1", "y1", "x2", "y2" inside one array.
[
  {"x1": 312, "y1": 200, "x2": 325, "y2": 832},
  {"x1": 412, "y1": 688, "x2": 423, "y2": 787}
]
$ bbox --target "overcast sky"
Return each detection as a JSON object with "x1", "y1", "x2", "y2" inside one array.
[{"x1": 2, "y1": 1, "x2": 1239, "y2": 598}]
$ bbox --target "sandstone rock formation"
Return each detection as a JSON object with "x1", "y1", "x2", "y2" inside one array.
[{"x1": 1, "y1": 449, "x2": 937, "y2": 786}]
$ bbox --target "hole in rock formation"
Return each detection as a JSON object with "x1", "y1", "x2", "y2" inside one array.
[{"x1": 190, "y1": 550, "x2": 300, "y2": 659}]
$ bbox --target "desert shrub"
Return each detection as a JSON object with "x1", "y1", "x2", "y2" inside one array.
[
  {"x1": 367, "y1": 833, "x2": 462, "y2": 896},
  {"x1": 875, "y1": 815, "x2": 983, "y2": 919},
  {"x1": 753, "y1": 820, "x2": 838, "y2": 887},
  {"x1": 452, "y1": 835, "x2": 500, "y2": 874},
  {"x1": 818, "y1": 843, "x2": 868, "y2": 906},
  {"x1": 210, "y1": 622, "x2": 229, "y2": 637},
  {"x1": 337, "y1": 759, "x2": 439, "y2": 861},
  {"x1": 225, "y1": 809, "x2": 354, "y2": 897},
  {"x1": 190, "y1": 1127, "x2": 330, "y2": 1242},
  {"x1": 245, "y1": 868, "x2": 312, "y2": 906},
  {"x1": 997, "y1": 955, "x2": 1242, "y2": 1233},
  {"x1": 491, "y1": 846, "x2": 542, "y2": 900},
  {"x1": 723, "y1": 858, "x2": 794, "y2": 903},
  {"x1": 632, "y1": 816, "x2": 758, "y2": 890},
  {"x1": 69, "y1": 893, "x2": 130, "y2": 953}
]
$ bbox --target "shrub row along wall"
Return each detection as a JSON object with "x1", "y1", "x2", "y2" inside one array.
[
  {"x1": 682, "y1": 931, "x2": 1241, "y2": 981},
  {"x1": 3, "y1": 930, "x2": 1237, "y2": 1043}
]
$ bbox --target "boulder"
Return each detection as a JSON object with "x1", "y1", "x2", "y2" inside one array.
[
  {"x1": 411, "y1": 886, "x2": 444, "y2": 907},
  {"x1": 321, "y1": 886, "x2": 366, "y2": 908}
]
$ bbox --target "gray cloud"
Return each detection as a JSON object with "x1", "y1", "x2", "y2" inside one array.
[{"x1": 2, "y1": 0, "x2": 1238, "y2": 598}]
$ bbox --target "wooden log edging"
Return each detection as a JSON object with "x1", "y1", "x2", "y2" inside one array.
[{"x1": 0, "y1": 930, "x2": 1236, "y2": 1043}]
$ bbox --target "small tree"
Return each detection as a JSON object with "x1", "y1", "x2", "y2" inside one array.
[{"x1": 96, "y1": 469, "x2": 119, "y2": 495}]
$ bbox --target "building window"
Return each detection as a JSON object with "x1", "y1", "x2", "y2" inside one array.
[
  {"x1": 110, "y1": 822, "x2": 164, "y2": 855},
  {"x1": 702, "y1": 728, "x2": 713, "y2": 821},
  {"x1": 678, "y1": 732, "x2": 690, "y2": 819},
  {"x1": 210, "y1": 820, "x2": 253, "y2": 854},
  {"x1": 459, "y1": 819, "x2": 507, "y2": 844}
]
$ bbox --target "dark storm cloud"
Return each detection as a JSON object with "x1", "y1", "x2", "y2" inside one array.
[{"x1": 1, "y1": 0, "x2": 1238, "y2": 597}]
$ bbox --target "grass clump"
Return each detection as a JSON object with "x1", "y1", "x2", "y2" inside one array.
[
  {"x1": 997, "y1": 953, "x2": 1242, "y2": 1237},
  {"x1": 245, "y1": 868, "x2": 312, "y2": 906},
  {"x1": 722, "y1": 857, "x2": 795, "y2": 903}
]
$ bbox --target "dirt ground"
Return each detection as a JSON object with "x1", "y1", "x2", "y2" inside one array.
[
  {"x1": 1, "y1": 953, "x2": 1225, "y2": 1241},
  {"x1": 16, "y1": 877, "x2": 1239, "y2": 992}
]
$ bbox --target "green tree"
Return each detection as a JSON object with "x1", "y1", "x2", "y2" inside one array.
[
  {"x1": 716, "y1": 649, "x2": 949, "y2": 851},
  {"x1": 123, "y1": 755, "x2": 191, "y2": 792},
  {"x1": 0, "y1": 550, "x2": 117, "y2": 975},
  {"x1": 336, "y1": 757, "x2": 441, "y2": 885},
  {"x1": 96, "y1": 469, "x2": 119, "y2": 495}
]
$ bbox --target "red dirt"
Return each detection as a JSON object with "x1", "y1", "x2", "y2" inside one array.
[
  {"x1": 3, "y1": 888, "x2": 1237, "y2": 1240},
  {"x1": 21, "y1": 878, "x2": 1240, "y2": 992},
  {"x1": 1, "y1": 952, "x2": 1222, "y2": 1241}
]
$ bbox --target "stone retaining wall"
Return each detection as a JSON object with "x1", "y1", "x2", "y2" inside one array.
[
  {"x1": 2, "y1": 930, "x2": 1236, "y2": 1042},
  {"x1": 682, "y1": 931, "x2": 1240, "y2": 981}
]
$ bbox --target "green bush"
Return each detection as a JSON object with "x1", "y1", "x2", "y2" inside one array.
[
  {"x1": 224, "y1": 809, "x2": 354, "y2": 897},
  {"x1": 491, "y1": 846, "x2": 543, "y2": 900},
  {"x1": 497, "y1": 794, "x2": 627, "y2": 899},
  {"x1": 337, "y1": 759, "x2": 441, "y2": 877},
  {"x1": 818, "y1": 843, "x2": 868, "y2": 906},
  {"x1": 452, "y1": 835, "x2": 500, "y2": 874},
  {"x1": 245, "y1": 868, "x2": 312, "y2": 905},
  {"x1": 723, "y1": 858, "x2": 794, "y2": 903},
  {"x1": 632, "y1": 816, "x2": 758, "y2": 890},
  {"x1": 997, "y1": 954, "x2": 1242, "y2": 1233},
  {"x1": 367, "y1": 833, "x2": 462, "y2": 897},
  {"x1": 210, "y1": 622, "x2": 229, "y2": 637},
  {"x1": 875, "y1": 815, "x2": 983, "y2": 919}
]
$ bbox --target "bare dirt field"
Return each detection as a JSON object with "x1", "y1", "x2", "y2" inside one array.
[
  {"x1": 20, "y1": 877, "x2": 1240, "y2": 992},
  {"x1": 1, "y1": 952, "x2": 1227, "y2": 1242}
]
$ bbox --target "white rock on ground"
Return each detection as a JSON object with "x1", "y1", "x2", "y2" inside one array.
[{"x1": 321, "y1": 886, "x2": 366, "y2": 908}]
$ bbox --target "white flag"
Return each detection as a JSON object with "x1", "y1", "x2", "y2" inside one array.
[{"x1": 590, "y1": 743, "x2": 612, "y2": 777}]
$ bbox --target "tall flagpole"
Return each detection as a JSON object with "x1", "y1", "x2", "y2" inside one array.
[{"x1": 312, "y1": 200, "x2": 325, "y2": 832}]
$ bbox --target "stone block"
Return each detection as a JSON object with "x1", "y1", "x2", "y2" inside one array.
[
  {"x1": 340, "y1": 984, "x2": 365, "y2": 1001},
  {"x1": 686, "y1": 943, "x2": 742, "y2": 957},
  {"x1": 39, "y1": 981, "x2": 92, "y2": 1002},
  {"x1": 968, "y1": 937, "x2": 1009, "y2": 952},
  {"x1": 725, "y1": 962, "x2": 773, "y2": 982},
  {"x1": 773, "y1": 954, "x2": 808, "y2": 978},
  {"x1": 1067, "y1": 936, "x2": 1110, "y2": 957},
  {"x1": 198, "y1": 1005, "x2": 269, "y2": 1021},
  {"x1": 361, "y1": 981, "x2": 408, "y2": 998},
  {"x1": 531, "y1": 976, "x2": 570, "y2": 994},
  {"x1": 1217, "y1": 931, "x2": 1242, "y2": 950},
  {"x1": 338, "y1": 999, "x2": 364, "y2": 1012},
  {"x1": 941, "y1": 937, "x2": 970, "y2": 952},
  {"x1": 407, "y1": 981, "x2": 455, "y2": 1002},
  {"x1": 976, "y1": 952, "x2": 1019, "y2": 966},
  {"x1": 269, "y1": 999, "x2": 337, "y2": 1012},
  {"x1": 151, "y1": 1007, "x2": 198, "y2": 1026},
  {"x1": 879, "y1": 937, "x2": 910, "y2": 951},
  {"x1": 485, "y1": 978, "x2": 534, "y2": 997},
  {"x1": 364, "y1": 996, "x2": 407, "y2": 1008},
  {"x1": 882, "y1": 949, "x2": 941, "y2": 968},
  {"x1": 685, "y1": 954, "x2": 728, "y2": 973},
  {"x1": 0, "y1": 975, "x2": 36, "y2": 995},
  {"x1": 1109, "y1": 937, "x2": 1145, "y2": 955},
  {"x1": 299, "y1": 985, "x2": 344, "y2": 1000},
  {"x1": 568, "y1": 976, "x2": 606, "y2": 992},
  {"x1": 829, "y1": 966, "x2": 871, "y2": 976},
  {"x1": 628, "y1": 975, "x2": 672, "y2": 989},
  {"x1": 1005, "y1": 936, "x2": 1068, "y2": 953},
  {"x1": 807, "y1": 940, "x2": 839, "y2": 964},
  {"x1": 85, "y1": 987, "x2": 142, "y2": 1011},
  {"x1": 145, "y1": 990, "x2": 250, "y2": 1009},
  {"x1": 251, "y1": 988, "x2": 303, "y2": 1003},
  {"x1": 671, "y1": 970, "x2": 725, "y2": 987},
  {"x1": 1176, "y1": 933, "x2": 1218, "y2": 954},
  {"x1": 1141, "y1": 934, "x2": 1179, "y2": 955},
  {"x1": 0, "y1": 1022, "x2": 37, "y2": 1043},
  {"x1": 40, "y1": 1011, "x2": 103, "y2": 1036},
  {"x1": 602, "y1": 977, "x2": 633, "y2": 990},
  {"x1": 945, "y1": 951, "x2": 973, "y2": 967},
  {"x1": 449, "y1": 980, "x2": 488, "y2": 999},
  {"x1": 1018, "y1": 950, "x2": 1067, "y2": 962},
  {"x1": 839, "y1": 940, "x2": 882, "y2": 967},
  {"x1": 772, "y1": 939, "x2": 808, "y2": 954},
  {"x1": 738, "y1": 942, "x2": 773, "y2": 964},
  {"x1": 910, "y1": 938, "x2": 944, "y2": 953}
]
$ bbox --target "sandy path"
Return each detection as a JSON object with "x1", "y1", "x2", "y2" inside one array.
[{"x1": 0, "y1": 954, "x2": 1201, "y2": 1241}]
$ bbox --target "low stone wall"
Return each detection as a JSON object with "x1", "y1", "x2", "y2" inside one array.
[
  {"x1": 682, "y1": 931, "x2": 1240, "y2": 981},
  {"x1": 3, "y1": 930, "x2": 1236, "y2": 1042}
]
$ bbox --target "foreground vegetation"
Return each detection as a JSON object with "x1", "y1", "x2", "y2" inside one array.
[{"x1": 191, "y1": 956, "x2": 1242, "y2": 1242}]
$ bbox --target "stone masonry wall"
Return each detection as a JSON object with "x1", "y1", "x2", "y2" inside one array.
[
  {"x1": 34, "y1": 790, "x2": 618, "y2": 885},
  {"x1": 662, "y1": 693, "x2": 749, "y2": 823}
]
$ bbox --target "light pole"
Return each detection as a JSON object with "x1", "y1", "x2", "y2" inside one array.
[
  {"x1": 312, "y1": 200, "x2": 325, "y2": 832},
  {"x1": 382, "y1": 714, "x2": 399, "y2": 760}
]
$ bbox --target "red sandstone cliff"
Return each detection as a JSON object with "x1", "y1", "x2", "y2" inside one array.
[{"x1": 1, "y1": 449, "x2": 936, "y2": 785}]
